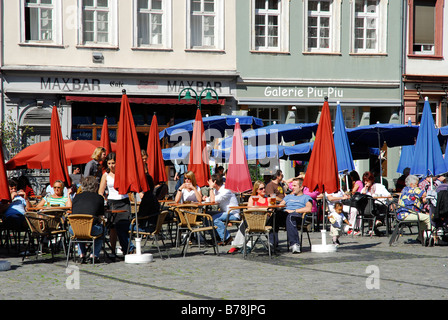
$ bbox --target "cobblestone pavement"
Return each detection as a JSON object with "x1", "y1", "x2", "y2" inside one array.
[{"x1": 1, "y1": 226, "x2": 448, "y2": 309}]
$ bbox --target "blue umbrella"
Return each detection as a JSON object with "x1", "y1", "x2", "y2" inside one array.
[
  {"x1": 212, "y1": 144, "x2": 286, "y2": 161},
  {"x1": 346, "y1": 123, "x2": 419, "y2": 148},
  {"x1": 283, "y1": 141, "x2": 378, "y2": 161},
  {"x1": 410, "y1": 97, "x2": 447, "y2": 177},
  {"x1": 159, "y1": 115, "x2": 264, "y2": 141},
  {"x1": 334, "y1": 103, "x2": 355, "y2": 173},
  {"x1": 220, "y1": 123, "x2": 318, "y2": 149},
  {"x1": 396, "y1": 145, "x2": 415, "y2": 174},
  {"x1": 161, "y1": 145, "x2": 190, "y2": 161}
]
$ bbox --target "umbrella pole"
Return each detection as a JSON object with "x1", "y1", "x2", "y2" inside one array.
[{"x1": 311, "y1": 191, "x2": 337, "y2": 253}]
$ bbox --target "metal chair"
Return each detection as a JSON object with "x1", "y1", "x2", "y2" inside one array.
[
  {"x1": 388, "y1": 204, "x2": 422, "y2": 246},
  {"x1": 23, "y1": 211, "x2": 67, "y2": 262},
  {"x1": 173, "y1": 204, "x2": 203, "y2": 248},
  {"x1": 241, "y1": 208, "x2": 273, "y2": 258},
  {"x1": 127, "y1": 210, "x2": 170, "y2": 259},
  {"x1": 176, "y1": 207, "x2": 219, "y2": 257},
  {"x1": 66, "y1": 214, "x2": 104, "y2": 266}
]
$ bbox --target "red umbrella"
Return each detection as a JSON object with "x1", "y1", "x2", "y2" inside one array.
[
  {"x1": 100, "y1": 117, "x2": 113, "y2": 155},
  {"x1": 188, "y1": 108, "x2": 210, "y2": 187},
  {"x1": 303, "y1": 99, "x2": 339, "y2": 252},
  {"x1": 49, "y1": 106, "x2": 71, "y2": 187},
  {"x1": 8, "y1": 139, "x2": 116, "y2": 170},
  {"x1": 303, "y1": 100, "x2": 339, "y2": 194},
  {"x1": 114, "y1": 91, "x2": 149, "y2": 195},
  {"x1": 146, "y1": 114, "x2": 167, "y2": 185},
  {"x1": 0, "y1": 139, "x2": 11, "y2": 202},
  {"x1": 225, "y1": 119, "x2": 253, "y2": 193}
]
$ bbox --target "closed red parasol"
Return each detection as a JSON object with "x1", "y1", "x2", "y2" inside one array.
[
  {"x1": 49, "y1": 106, "x2": 71, "y2": 187},
  {"x1": 114, "y1": 90, "x2": 149, "y2": 195},
  {"x1": 100, "y1": 117, "x2": 113, "y2": 155},
  {"x1": 188, "y1": 108, "x2": 210, "y2": 187},
  {"x1": 0, "y1": 139, "x2": 11, "y2": 202},
  {"x1": 225, "y1": 119, "x2": 253, "y2": 193},
  {"x1": 146, "y1": 114, "x2": 167, "y2": 185}
]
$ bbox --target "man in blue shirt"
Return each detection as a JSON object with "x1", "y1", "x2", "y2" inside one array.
[{"x1": 280, "y1": 178, "x2": 312, "y2": 254}]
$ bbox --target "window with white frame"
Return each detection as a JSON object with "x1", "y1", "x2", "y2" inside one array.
[
  {"x1": 351, "y1": 0, "x2": 387, "y2": 54},
  {"x1": 21, "y1": 0, "x2": 62, "y2": 45},
  {"x1": 187, "y1": 0, "x2": 224, "y2": 50},
  {"x1": 248, "y1": 106, "x2": 282, "y2": 126},
  {"x1": 304, "y1": 0, "x2": 341, "y2": 53},
  {"x1": 252, "y1": 0, "x2": 289, "y2": 52},
  {"x1": 79, "y1": 0, "x2": 117, "y2": 46},
  {"x1": 134, "y1": 0, "x2": 171, "y2": 48}
]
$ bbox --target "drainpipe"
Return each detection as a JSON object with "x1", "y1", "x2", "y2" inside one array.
[{"x1": 400, "y1": 0, "x2": 407, "y2": 124}]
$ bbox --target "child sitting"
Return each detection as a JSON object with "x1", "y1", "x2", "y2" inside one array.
[{"x1": 329, "y1": 202, "x2": 351, "y2": 246}]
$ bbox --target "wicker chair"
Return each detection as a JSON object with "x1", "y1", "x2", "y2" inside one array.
[
  {"x1": 23, "y1": 211, "x2": 67, "y2": 262},
  {"x1": 66, "y1": 214, "x2": 104, "y2": 266},
  {"x1": 173, "y1": 204, "x2": 203, "y2": 248},
  {"x1": 242, "y1": 208, "x2": 273, "y2": 259},
  {"x1": 176, "y1": 207, "x2": 219, "y2": 257},
  {"x1": 127, "y1": 210, "x2": 170, "y2": 259}
]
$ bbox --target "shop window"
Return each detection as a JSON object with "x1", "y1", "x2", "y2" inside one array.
[
  {"x1": 409, "y1": 0, "x2": 443, "y2": 58},
  {"x1": 303, "y1": 0, "x2": 341, "y2": 53},
  {"x1": 134, "y1": 0, "x2": 172, "y2": 48},
  {"x1": 78, "y1": 0, "x2": 118, "y2": 47},
  {"x1": 251, "y1": 0, "x2": 289, "y2": 52},
  {"x1": 248, "y1": 106, "x2": 282, "y2": 126},
  {"x1": 21, "y1": 0, "x2": 62, "y2": 45},
  {"x1": 187, "y1": 0, "x2": 224, "y2": 50},
  {"x1": 351, "y1": 0, "x2": 387, "y2": 54}
]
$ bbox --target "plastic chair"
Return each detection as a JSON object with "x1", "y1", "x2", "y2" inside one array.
[
  {"x1": 176, "y1": 207, "x2": 219, "y2": 257},
  {"x1": 127, "y1": 210, "x2": 170, "y2": 259},
  {"x1": 241, "y1": 208, "x2": 273, "y2": 259},
  {"x1": 66, "y1": 214, "x2": 104, "y2": 266}
]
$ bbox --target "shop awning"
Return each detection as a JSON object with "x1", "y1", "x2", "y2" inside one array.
[{"x1": 65, "y1": 95, "x2": 226, "y2": 105}]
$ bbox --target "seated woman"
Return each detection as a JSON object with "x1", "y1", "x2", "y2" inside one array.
[
  {"x1": 228, "y1": 181, "x2": 269, "y2": 254},
  {"x1": 174, "y1": 171, "x2": 202, "y2": 203},
  {"x1": 69, "y1": 176, "x2": 105, "y2": 263},
  {"x1": 397, "y1": 174, "x2": 431, "y2": 244},
  {"x1": 360, "y1": 171, "x2": 392, "y2": 235},
  {"x1": 36, "y1": 180, "x2": 72, "y2": 208}
]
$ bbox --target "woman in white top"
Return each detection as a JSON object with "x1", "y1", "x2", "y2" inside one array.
[
  {"x1": 175, "y1": 171, "x2": 202, "y2": 203},
  {"x1": 98, "y1": 152, "x2": 131, "y2": 256}
]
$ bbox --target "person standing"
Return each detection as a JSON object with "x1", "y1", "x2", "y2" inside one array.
[
  {"x1": 98, "y1": 152, "x2": 131, "y2": 258},
  {"x1": 84, "y1": 147, "x2": 106, "y2": 182}
]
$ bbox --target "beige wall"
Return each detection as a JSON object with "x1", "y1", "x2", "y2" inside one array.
[{"x1": 3, "y1": 1, "x2": 236, "y2": 72}]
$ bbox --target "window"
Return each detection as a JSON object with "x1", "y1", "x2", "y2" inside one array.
[
  {"x1": 79, "y1": 0, "x2": 118, "y2": 46},
  {"x1": 251, "y1": 0, "x2": 289, "y2": 52},
  {"x1": 351, "y1": 0, "x2": 387, "y2": 54},
  {"x1": 417, "y1": 100, "x2": 437, "y2": 123},
  {"x1": 21, "y1": 0, "x2": 62, "y2": 45},
  {"x1": 187, "y1": 0, "x2": 224, "y2": 50},
  {"x1": 304, "y1": 0, "x2": 341, "y2": 53},
  {"x1": 409, "y1": 0, "x2": 443, "y2": 57},
  {"x1": 134, "y1": 0, "x2": 172, "y2": 48},
  {"x1": 248, "y1": 106, "x2": 282, "y2": 126}
]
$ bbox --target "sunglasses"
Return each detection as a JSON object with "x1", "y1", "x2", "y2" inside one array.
[
  {"x1": 258, "y1": 187, "x2": 265, "y2": 190},
  {"x1": 53, "y1": 186, "x2": 62, "y2": 189}
]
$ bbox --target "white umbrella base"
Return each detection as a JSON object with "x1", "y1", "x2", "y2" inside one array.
[
  {"x1": 124, "y1": 238, "x2": 153, "y2": 264},
  {"x1": 311, "y1": 230, "x2": 338, "y2": 253},
  {"x1": 0, "y1": 260, "x2": 11, "y2": 271}
]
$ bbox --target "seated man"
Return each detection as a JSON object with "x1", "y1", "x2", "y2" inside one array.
[
  {"x1": 3, "y1": 179, "x2": 31, "y2": 230},
  {"x1": 266, "y1": 170, "x2": 288, "y2": 201},
  {"x1": 207, "y1": 174, "x2": 239, "y2": 245},
  {"x1": 279, "y1": 178, "x2": 312, "y2": 254}
]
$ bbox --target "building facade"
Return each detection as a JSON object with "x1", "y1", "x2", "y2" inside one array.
[{"x1": 1, "y1": 0, "x2": 237, "y2": 159}]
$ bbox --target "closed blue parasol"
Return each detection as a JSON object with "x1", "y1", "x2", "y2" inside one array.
[
  {"x1": 410, "y1": 97, "x2": 447, "y2": 177},
  {"x1": 220, "y1": 123, "x2": 318, "y2": 149},
  {"x1": 159, "y1": 115, "x2": 264, "y2": 141},
  {"x1": 333, "y1": 103, "x2": 355, "y2": 173},
  {"x1": 396, "y1": 145, "x2": 415, "y2": 174}
]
